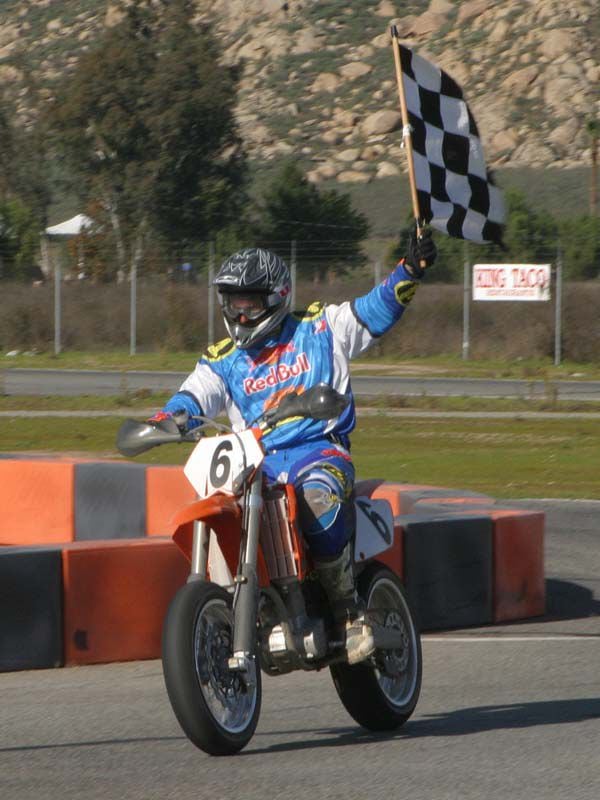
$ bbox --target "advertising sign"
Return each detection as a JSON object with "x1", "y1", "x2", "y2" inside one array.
[{"x1": 473, "y1": 264, "x2": 551, "y2": 301}]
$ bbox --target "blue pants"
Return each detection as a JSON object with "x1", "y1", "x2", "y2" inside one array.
[{"x1": 263, "y1": 440, "x2": 355, "y2": 559}]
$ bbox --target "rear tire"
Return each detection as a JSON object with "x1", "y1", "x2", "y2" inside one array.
[
  {"x1": 162, "y1": 580, "x2": 261, "y2": 756},
  {"x1": 330, "y1": 565, "x2": 422, "y2": 731}
]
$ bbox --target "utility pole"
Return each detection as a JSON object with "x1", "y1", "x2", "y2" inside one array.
[{"x1": 586, "y1": 117, "x2": 599, "y2": 216}]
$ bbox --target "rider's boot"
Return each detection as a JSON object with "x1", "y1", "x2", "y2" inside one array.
[{"x1": 313, "y1": 542, "x2": 375, "y2": 665}]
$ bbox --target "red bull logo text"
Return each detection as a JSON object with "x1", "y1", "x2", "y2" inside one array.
[{"x1": 243, "y1": 353, "x2": 310, "y2": 395}]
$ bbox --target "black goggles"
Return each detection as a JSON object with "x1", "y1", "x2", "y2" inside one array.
[{"x1": 220, "y1": 292, "x2": 269, "y2": 322}]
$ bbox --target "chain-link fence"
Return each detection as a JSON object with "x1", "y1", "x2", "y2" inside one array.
[{"x1": 1, "y1": 236, "x2": 599, "y2": 363}]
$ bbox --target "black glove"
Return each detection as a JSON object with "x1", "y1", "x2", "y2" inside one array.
[{"x1": 405, "y1": 227, "x2": 436, "y2": 278}]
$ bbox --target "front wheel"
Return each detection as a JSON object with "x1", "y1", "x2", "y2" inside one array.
[
  {"x1": 330, "y1": 565, "x2": 422, "y2": 731},
  {"x1": 162, "y1": 580, "x2": 261, "y2": 756}
]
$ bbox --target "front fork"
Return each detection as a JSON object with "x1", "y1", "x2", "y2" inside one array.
[
  {"x1": 229, "y1": 471, "x2": 262, "y2": 671},
  {"x1": 187, "y1": 469, "x2": 263, "y2": 674}
]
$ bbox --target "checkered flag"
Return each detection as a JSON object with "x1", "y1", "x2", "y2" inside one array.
[{"x1": 395, "y1": 40, "x2": 505, "y2": 245}]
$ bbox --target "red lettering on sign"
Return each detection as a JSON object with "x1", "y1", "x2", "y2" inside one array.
[{"x1": 476, "y1": 268, "x2": 506, "y2": 288}]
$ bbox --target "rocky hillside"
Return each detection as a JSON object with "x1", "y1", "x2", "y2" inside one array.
[{"x1": 1, "y1": 0, "x2": 599, "y2": 188}]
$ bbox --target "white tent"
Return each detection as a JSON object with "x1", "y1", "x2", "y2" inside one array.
[
  {"x1": 45, "y1": 213, "x2": 94, "y2": 237},
  {"x1": 42, "y1": 214, "x2": 97, "y2": 356}
]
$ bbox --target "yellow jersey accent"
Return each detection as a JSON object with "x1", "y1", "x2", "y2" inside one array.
[
  {"x1": 394, "y1": 280, "x2": 418, "y2": 307},
  {"x1": 293, "y1": 301, "x2": 325, "y2": 322},
  {"x1": 205, "y1": 337, "x2": 235, "y2": 362}
]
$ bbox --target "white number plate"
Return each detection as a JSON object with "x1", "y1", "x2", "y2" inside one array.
[
  {"x1": 184, "y1": 429, "x2": 265, "y2": 498},
  {"x1": 354, "y1": 497, "x2": 394, "y2": 561}
]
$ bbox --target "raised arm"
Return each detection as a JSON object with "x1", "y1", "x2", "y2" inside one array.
[{"x1": 326, "y1": 228, "x2": 436, "y2": 359}]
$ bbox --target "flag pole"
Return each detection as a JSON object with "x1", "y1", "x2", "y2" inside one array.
[{"x1": 391, "y1": 26, "x2": 424, "y2": 239}]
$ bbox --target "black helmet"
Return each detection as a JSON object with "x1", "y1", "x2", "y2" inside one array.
[{"x1": 214, "y1": 248, "x2": 292, "y2": 348}]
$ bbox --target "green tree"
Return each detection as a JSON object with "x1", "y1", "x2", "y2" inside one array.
[
  {"x1": 559, "y1": 215, "x2": 600, "y2": 280},
  {"x1": 255, "y1": 161, "x2": 370, "y2": 281},
  {"x1": 0, "y1": 198, "x2": 41, "y2": 280},
  {"x1": 45, "y1": 0, "x2": 245, "y2": 279}
]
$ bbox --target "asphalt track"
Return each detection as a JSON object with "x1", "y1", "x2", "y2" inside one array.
[
  {"x1": 3, "y1": 368, "x2": 600, "y2": 401},
  {"x1": 1, "y1": 500, "x2": 599, "y2": 800}
]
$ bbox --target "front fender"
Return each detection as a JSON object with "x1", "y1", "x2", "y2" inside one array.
[
  {"x1": 170, "y1": 495, "x2": 242, "y2": 563},
  {"x1": 170, "y1": 495, "x2": 270, "y2": 586}
]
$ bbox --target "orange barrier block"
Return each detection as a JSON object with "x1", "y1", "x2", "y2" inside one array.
[
  {"x1": 146, "y1": 465, "x2": 196, "y2": 536},
  {"x1": 62, "y1": 538, "x2": 188, "y2": 665},
  {"x1": 0, "y1": 460, "x2": 75, "y2": 545},
  {"x1": 412, "y1": 496, "x2": 496, "y2": 515},
  {"x1": 491, "y1": 509, "x2": 545, "y2": 622},
  {"x1": 356, "y1": 481, "x2": 447, "y2": 515}
]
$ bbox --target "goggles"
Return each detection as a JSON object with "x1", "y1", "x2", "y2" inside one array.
[{"x1": 221, "y1": 292, "x2": 268, "y2": 323}]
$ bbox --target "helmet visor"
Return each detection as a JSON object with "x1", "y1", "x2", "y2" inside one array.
[{"x1": 221, "y1": 292, "x2": 268, "y2": 324}]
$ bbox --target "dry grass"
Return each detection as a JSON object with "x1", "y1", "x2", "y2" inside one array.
[{"x1": 1, "y1": 279, "x2": 600, "y2": 363}]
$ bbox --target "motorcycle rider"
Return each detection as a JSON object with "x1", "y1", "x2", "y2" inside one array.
[{"x1": 149, "y1": 229, "x2": 436, "y2": 664}]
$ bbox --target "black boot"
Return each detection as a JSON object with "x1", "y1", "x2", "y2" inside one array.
[{"x1": 313, "y1": 543, "x2": 375, "y2": 665}]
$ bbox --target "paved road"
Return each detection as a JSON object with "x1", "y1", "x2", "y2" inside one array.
[
  {"x1": 3, "y1": 368, "x2": 600, "y2": 401},
  {"x1": 1, "y1": 501, "x2": 598, "y2": 800}
]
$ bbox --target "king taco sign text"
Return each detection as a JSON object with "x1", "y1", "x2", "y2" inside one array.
[{"x1": 473, "y1": 264, "x2": 551, "y2": 302}]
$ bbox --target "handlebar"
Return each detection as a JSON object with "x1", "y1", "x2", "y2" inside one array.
[{"x1": 116, "y1": 383, "x2": 350, "y2": 457}]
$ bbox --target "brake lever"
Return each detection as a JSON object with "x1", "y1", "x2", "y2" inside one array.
[{"x1": 181, "y1": 428, "x2": 204, "y2": 443}]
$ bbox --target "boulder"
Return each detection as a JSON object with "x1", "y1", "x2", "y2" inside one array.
[
  {"x1": 105, "y1": 5, "x2": 125, "y2": 27},
  {"x1": 501, "y1": 66, "x2": 538, "y2": 91},
  {"x1": 546, "y1": 119, "x2": 580, "y2": 153},
  {"x1": 411, "y1": 11, "x2": 448, "y2": 36},
  {"x1": 291, "y1": 30, "x2": 320, "y2": 55},
  {"x1": 317, "y1": 162, "x2": 339, "y2": 179},
  {"x1": 511, "y1": 140, "x2": 554, "y2": 166},
  {"x1": 337, "y1": 170, "x2": 372, "y2": 183},
  {"x1": 544, "y1": 76, "x2": 579, "y2": 111},
  {"x1": 310, "y1": 72, "x2": 340, "y2": 93},
  {"x1": 333, "y1": 109, "x2": 359, "y2": 127},
  {"x1": 376, "y1": 161, "x2": 401, "y2": 177},
  {"x1": 337, "y1": 148, "x2": 361, "y2": 162},
  {"x1": 429, "y1": 0, "x2": 453, "y2": 14},
  {"x1": 340, "y1": 62, "x2": 373, "y2": 80},
  {"x1": 247, "y1": 124, "x2": 272, "y2": 144},
  {"x1": 489, "y1": 130, "x2": 519, "y2": 157},
  {"x1": 375, "y1": 1, "x2": 397, "y2": 17},
  {"x1": 361, "y1": 110, "x2": 402, "y2": 136},
  {"x1": 456, "y1": 0, "x2": 493, "y2": 25},
  {"x1": 540, "y1": 29, "x2": 578, "y2": 60},
  {"x1": 321, "y1": 129, "x2": 345, "y2": 145}
]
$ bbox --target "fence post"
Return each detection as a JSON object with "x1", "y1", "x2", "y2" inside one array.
[
  {"x1": 554, "y1": 247, "x2": 563, "y2": 366},
  {"x1": 374, "y1": 259, "x2": 382, "y2": 287},
  {"x1": 462, "y1": 240, "x2": 470, "y2": 360},
  {"x1": 129, "y1": 257, "x2": 137, "y2": 356},
  {"x1": 208, "y1": 241, "x2": 215, "y2": 347},
  {"x1": 54, "y1": 254, "x2": 62, "y2": 356},
  {"x1": 290, "y1": 239, "x2": 297, "y2": 309}
]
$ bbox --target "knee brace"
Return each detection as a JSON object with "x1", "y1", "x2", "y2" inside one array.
[{"x1": 294, "y1": 466, "x2": 354, "y2": 558}]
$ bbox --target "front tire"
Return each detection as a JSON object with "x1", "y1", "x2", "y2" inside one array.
[
  {"x1": 330, "y1": 565, "x2": 422, "y2": 731},
  {"x1": 162, "y1": 580, "x2": 261, "y2": 756}
]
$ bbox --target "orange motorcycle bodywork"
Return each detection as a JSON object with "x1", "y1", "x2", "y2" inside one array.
[{"x1": 170, "y1": 484, "x2": 309, "y2": 587}]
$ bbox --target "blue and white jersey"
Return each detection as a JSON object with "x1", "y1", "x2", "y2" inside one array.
[{"x1": 163, "y1": 261, "x2": 419, "y2": 452}]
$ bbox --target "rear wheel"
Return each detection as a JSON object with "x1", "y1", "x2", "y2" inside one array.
[
  {"x1": 330, "y1": 565, "x2": 422, "y2": 731},
  {"x1": 162, "y1": 580, "x2": 261, "y2": 756}
]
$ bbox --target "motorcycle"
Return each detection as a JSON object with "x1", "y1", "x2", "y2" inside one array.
[{"x1": 117, "y1": 383, "x2": 422, "y2": 756}]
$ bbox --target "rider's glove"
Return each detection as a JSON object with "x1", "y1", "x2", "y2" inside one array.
[
  {"x1": 146, "y1": 409, "x2": 189, "y2": 433},
  {"x1": 405, "y1": 227, "x2": 436, "y2": 279}
]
